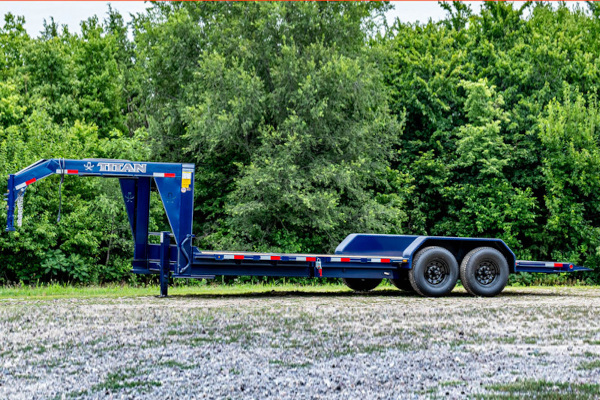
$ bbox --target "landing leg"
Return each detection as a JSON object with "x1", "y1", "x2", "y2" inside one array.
[{"x1": 159, "y1": 231, "x2": 170, "y2": 297}]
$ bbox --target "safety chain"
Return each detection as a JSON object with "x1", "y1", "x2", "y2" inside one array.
[{"x1": 16, "y1": 190, "x2": 24, "y2": 227}]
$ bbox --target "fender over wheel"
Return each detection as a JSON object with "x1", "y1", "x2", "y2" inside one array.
[
  {"x1": 460, "y1": 247, "x2": 509, "y2": 297},
  {"x1": 343, "y1": 278, "x2": 382, "y2": 292},
  {"x1": 409, "y1": 246, "x2": 459, "y2": 297}
]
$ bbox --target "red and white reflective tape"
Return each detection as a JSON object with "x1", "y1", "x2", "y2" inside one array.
[
  {"x1": 330, "y1": 257, "x2": 351, "y2": 262},
  {"x1": 215, "y1": 254, "x2": 405, "y2": 263},
  {"x1": 222, "y1": 255, "x2": 285, "y2": 261},
  {"x1": 369, "y1": 258, "x2": 392, "y2": 263},
  {"x1": 15, "y1": 178, "x2": 36, "y2": 190},
  {"x1": 543, "y1": 262, "x2": 567, "y2": 268},
  {"x1": 329, "y1": 257, "x2": 399, "y2": 263},
  {"x1": 153, "y1": 172, "x2": 176, "y2": 178},
  {"x1": 295, "y1": 256, "x2": 317, "y2": 262},
  {"x1": 56, "y1": 169, "x2": 79, "y2": 175},
  {"x1": 517, "y1": 261, "x2": 573, "y2": 269}
]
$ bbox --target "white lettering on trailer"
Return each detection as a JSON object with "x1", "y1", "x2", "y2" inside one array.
[{"x1": 98, "y1": 162, "x2": 147, "y2": 173}]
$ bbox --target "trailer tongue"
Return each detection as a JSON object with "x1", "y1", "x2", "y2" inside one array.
[{"x1": 4, "y1": 158, "x2": 590, "y2": 297}]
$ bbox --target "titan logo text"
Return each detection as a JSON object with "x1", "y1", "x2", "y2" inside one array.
[{"x1": 97, "y1": 163, "x2": 147, "y2": 173}]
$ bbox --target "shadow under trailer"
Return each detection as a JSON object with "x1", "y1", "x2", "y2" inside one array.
[{"x1": 5, "y1": 159, "x2": 590, "y2": 297}]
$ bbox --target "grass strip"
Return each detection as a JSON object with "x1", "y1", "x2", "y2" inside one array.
[
  {"x1": 1, "y1": 281, "x2": 598, "y2": 301},
  {"x1": 0, "y1": 281, "x2": 357, "y2": 300},
  {"x1": 483, "y1": 380, "x2": 600, "y2": 400}
]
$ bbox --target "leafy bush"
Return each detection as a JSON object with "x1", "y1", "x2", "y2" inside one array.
[{"x1": 1, "y1": 3, "x2": 599, "y2": 284}]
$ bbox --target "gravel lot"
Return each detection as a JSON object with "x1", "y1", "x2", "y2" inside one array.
[{"x1": 1, "y1": 286, "x2": 600, "y2": 399}]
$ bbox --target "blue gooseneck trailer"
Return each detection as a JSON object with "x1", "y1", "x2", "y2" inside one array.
[{"x1": 4, "y1": 158, "x2": 590, "y2": 297}]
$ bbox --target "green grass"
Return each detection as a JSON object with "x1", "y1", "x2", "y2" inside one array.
[
  {"x1": 92, "y1": 368, "x2": 161, "y2": 392},
  {"x1": 0, "y1": 281, "x2": 355, "y2": 300},
  {"x1": 157, "y1": 360, "x2": 195, "y2": 370},
  {"x1": 1, "y1": 282, "x2": 598, "y2": 301},
  {"x1": 64, "y1": 368, "x2": 162, "y2": 398},
  {"x1": 577, "y1": 360, "x2": 600, "y2": 371},
  {"x1": 269, "y1": 359, "x2": 312, "y2": 368},
  {"x1": 482, "y1": 380, "x2": 600, "y2": 399},
  {"x1": 440, "y1": 380, "x2": 464, "y2": 387}
]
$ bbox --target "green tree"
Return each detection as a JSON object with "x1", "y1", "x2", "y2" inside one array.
[
  {"x1": 383, "y1": 1, "x2": 600, "y2": 271},
  {"x1": 0, "y1": 9, "x2": 157, "y2": 284},
  {"x1": 538, "y1": 90, "x2": 600, "y2": 270},
  {"x1": 440, "y1": 80, "x2": 537, "y2": 251},
  {"x1": 135, "y1": 2, "x2": 400, "y2": 253},
  {"x1": 2, "y1": 1, "x2": 600, "y2": 285},
  {"x1": 208, "y1": 44, "x2": 405, "y2": 252},
  {"x1": 0, "y1": 14, "x2": 29, "y2": 80}
]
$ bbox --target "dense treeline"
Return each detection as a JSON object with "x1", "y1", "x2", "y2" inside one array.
[{"x1": 0, "y1": 2, "x2": 599, "y2": 284}]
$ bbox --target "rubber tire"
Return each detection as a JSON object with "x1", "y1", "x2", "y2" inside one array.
[
  {"x1": 390, "y1": 269, "x2": 414, "y2": 292},
  {"x1": 343, "y1": 278, "x2": 382, "y2": 292},
  {"x1": 460, "y1": 247, "x2": 509, "y2": 297},
  {"x1": 408, "y1": 246, "x2": 459, "y2": 297}
]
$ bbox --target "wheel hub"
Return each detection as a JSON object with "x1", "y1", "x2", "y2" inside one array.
[
  {"x1": 425, "y1": 260, "x2": 448, "y2": 285},
  {"x1": 475, "y1": 260, "x2": 498, "y2": 285}
]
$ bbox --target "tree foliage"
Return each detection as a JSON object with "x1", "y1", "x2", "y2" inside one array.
[
  {"x1": 0, "y1": 13, "x2": 158, "y2": 284},
  {"x1": 1, "y1": 2, "x2": 600, "y2": 284},
  {"x1": 383, "y1": 1, "x2": 600, "y2": 273}
]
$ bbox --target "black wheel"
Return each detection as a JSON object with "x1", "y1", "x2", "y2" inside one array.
[
  {"x1": 460, "y1": 247, "x2": 509, "y2": 297},
  {"x1": 408, "y1": 246, "x2": 459, "y2": 297},
  {"x1": 390, "y1": 269, "x2": 414, "y2": 292},
  {"x1": 343, "y1": 278, "x2": 382, "y2": 292}
]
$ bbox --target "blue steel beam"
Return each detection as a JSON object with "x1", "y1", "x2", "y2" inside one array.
[{"x1": 5, "y1": 158, "x2": 195, "y2": 274}]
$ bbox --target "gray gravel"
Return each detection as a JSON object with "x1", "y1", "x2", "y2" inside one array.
[{"x1": 1, "y1": 286, "x2": 600, "y2": 399}]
